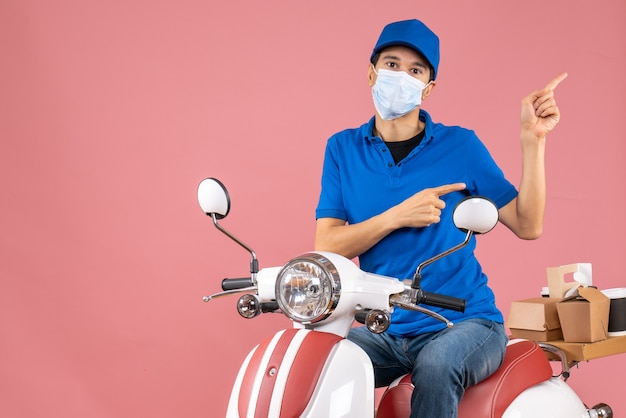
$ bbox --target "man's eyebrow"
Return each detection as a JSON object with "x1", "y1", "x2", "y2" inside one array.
[{"x1": 380, "y1": 54, "x2": 401, "y2": 61}]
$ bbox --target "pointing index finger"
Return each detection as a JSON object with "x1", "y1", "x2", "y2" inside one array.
[
  {"x1": 545, "y1": 72, "x2": 568, "y2": 91},
  {"x1": 432, "y1": 183, "x2": 467, "y2": 197}
]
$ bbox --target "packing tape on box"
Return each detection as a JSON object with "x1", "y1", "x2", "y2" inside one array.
[{"x1": 602, "y1": 288, "x2": 626, "y2": 337}]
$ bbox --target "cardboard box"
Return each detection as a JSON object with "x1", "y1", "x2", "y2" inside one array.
[
  {"x1": 542, "y1": 335, "x2": 626, "y2": 362},
  {"x1": 556, "y1": 287, "x2": 610, "y2": 343},
  {"x1": 506, "y1": 297, "x2": 563, "y2": 341},
  {"x1": 547, "y1": 263, "x2": 592, "y2": 298}
]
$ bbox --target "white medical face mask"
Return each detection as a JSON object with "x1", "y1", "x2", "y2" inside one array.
[{"x1": 371, "y1": 68, "x2": 430, "y2": 120}]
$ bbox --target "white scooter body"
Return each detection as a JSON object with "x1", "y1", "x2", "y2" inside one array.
[
  {"x1": 227, "y1": 343, "x2": 592, "y2": 418},
  {"x1": 503, "y1": 378, "x2": 587, "y2": 418},
  {"x1": 227, "y1": 330, "x2": 375, "y2": 418},
  {"x1": 224, "y1": 258, "x2": 593, "y2": 418},
  {"x1": 197, "y1": 178, "x2": 612, "y2": 418},
  {"x1": 226, "y1": 257, "x2": 403, "y2": 417}
]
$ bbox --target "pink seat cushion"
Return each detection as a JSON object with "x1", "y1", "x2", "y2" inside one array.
[{"x1": 377, "y1": 339, "x2": 553, "y2": 418}]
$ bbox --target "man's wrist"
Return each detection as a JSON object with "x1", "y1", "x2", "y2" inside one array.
[{"x1": 520, "y1": 130, "x2": 547, "y2": 144}]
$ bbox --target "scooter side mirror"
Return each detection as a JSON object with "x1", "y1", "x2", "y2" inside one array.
[
  {"x1": 411, "y1": 196, "x2": 499, "y2": 293},
  {"x1": 198, "y1": 178, "x2": 231, "y2": 219},
  {"x1": 452, "y1": 196, "x2": 499, "y2": 235},
  {"x1": 197, "y1": 177, "x2": 259, "y2": 277}
]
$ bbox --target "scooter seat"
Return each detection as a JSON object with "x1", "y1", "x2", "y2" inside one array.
[{"x1": 376, "y1": 339, "x2": 553, "y2": 418}]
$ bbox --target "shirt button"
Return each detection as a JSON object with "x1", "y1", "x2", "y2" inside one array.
[{"x1": 388, "y1": 163, "x2": 393, "y2": 167}]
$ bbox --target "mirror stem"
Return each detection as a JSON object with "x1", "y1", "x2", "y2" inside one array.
[
  {"x1": 211, "y1": 213, "x2": 259, "y2": 277},
  {"x1": 412, "y1": 230, "x2": 473, "y2": 289}
]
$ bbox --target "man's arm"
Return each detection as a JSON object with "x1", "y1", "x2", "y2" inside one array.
[
  {"x1": 499, "y1": 72, "x2": 568, "y2": 239},
  {"x1": 315, "y1": 216, "x2": 396, "y2": 260},
  {"x1": 315, "y1": 183, "x2": 466, "y2": 259}
]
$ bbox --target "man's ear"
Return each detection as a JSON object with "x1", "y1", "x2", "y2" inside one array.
[
  {"x1": 367, "y1": 64, "x2": 377, "y2": 87},
  {"x1": 422, "y1": 81, "x2": 436, "y2": 100}
]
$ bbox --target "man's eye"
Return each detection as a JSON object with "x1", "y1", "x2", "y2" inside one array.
[{"x1": 411, "y1": 68, "x2": 422, "y2": 75}]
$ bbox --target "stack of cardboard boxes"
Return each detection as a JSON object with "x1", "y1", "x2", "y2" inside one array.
[
  {"x1": 505, "y1": 264, "x2": 626, "y2": 361},
  {"x1": 506, "y1": 287, "x2": 609, "y2": 343}
]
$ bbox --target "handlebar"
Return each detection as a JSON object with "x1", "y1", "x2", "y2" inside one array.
[
  {"x1": 261, "y1": 301, "x2": 280, "y2": 313},
  {"x1": 221, "y1": 277, "x2": 254, "y2": 291},
  {"x1": 354, "y1": 309, "x2": 370, "y2": 325},
  {"x1": 420, "y1": 291, "x2": 466, "y2": 312},
  {"x1": 357, "y1": 289, "x2": 465, "y2": 329}
]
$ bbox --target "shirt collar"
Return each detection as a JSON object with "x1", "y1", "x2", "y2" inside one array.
[{"x1": 364, "y1": 109, "x2": 433, "y2": 142}]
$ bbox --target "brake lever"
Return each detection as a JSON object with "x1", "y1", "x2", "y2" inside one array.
[
  {"x1": 390, "y1": 293, "x2": 454, "y2": 328},
  {"x1": 202, "y1": 286, "x2": 257, "y2": 302}
]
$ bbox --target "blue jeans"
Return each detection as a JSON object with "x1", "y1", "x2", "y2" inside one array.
[{"x1": 348, "y1": 317, "x2": 508, "y2": 418}]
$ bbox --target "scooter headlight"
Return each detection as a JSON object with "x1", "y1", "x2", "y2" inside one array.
[{"x1": 275, "y1": 253, "x2": 341, "y2": 324}]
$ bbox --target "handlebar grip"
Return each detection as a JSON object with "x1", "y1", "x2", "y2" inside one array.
[
  {"x1": 421, "y1": 291, "x2": 466, "y2": 313},
  {"x1": 221, "y1": 277, "x2": 254, "y2": 291}
]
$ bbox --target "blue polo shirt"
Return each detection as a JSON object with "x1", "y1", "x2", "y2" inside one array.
[{"x1": 316, "y1": 110, "x2": 518, "y2": 336}]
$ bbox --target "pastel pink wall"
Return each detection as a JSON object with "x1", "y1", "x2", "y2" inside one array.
[{"x1": 1, "y1": 0, "x2": 624, "y2": 416}]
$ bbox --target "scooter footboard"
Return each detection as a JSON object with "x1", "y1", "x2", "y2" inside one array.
[{"x1": 226, "y1": 328, "x2": 375, "y2": 418}]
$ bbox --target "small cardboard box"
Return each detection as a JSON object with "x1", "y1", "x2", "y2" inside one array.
[
  {"x1": 556, "y1": 287, "x2": 610, "y2": 343},
  {"x1": 547, "y1": 263, "x2": 592, "y2": 298},
  {"x1": 506, "y1": 297, "x2": 563, "y2": 341}
]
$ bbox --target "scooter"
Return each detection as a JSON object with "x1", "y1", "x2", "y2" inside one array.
[{"x1": 197, "y1": 177, "x2": 613, "y2": 418}]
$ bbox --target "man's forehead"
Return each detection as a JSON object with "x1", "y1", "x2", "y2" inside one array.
[{"x1": 379, "y1": 46, "x2": 429, "y2": 66}]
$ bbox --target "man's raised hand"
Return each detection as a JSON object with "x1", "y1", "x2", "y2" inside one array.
[{"x1": 521, "y1": 72, "x2": 568, "y2": 140}]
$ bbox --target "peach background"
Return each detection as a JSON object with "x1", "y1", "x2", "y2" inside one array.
[{"x1": 1, "y1": 0, "x2": 624, "y2": 416}]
